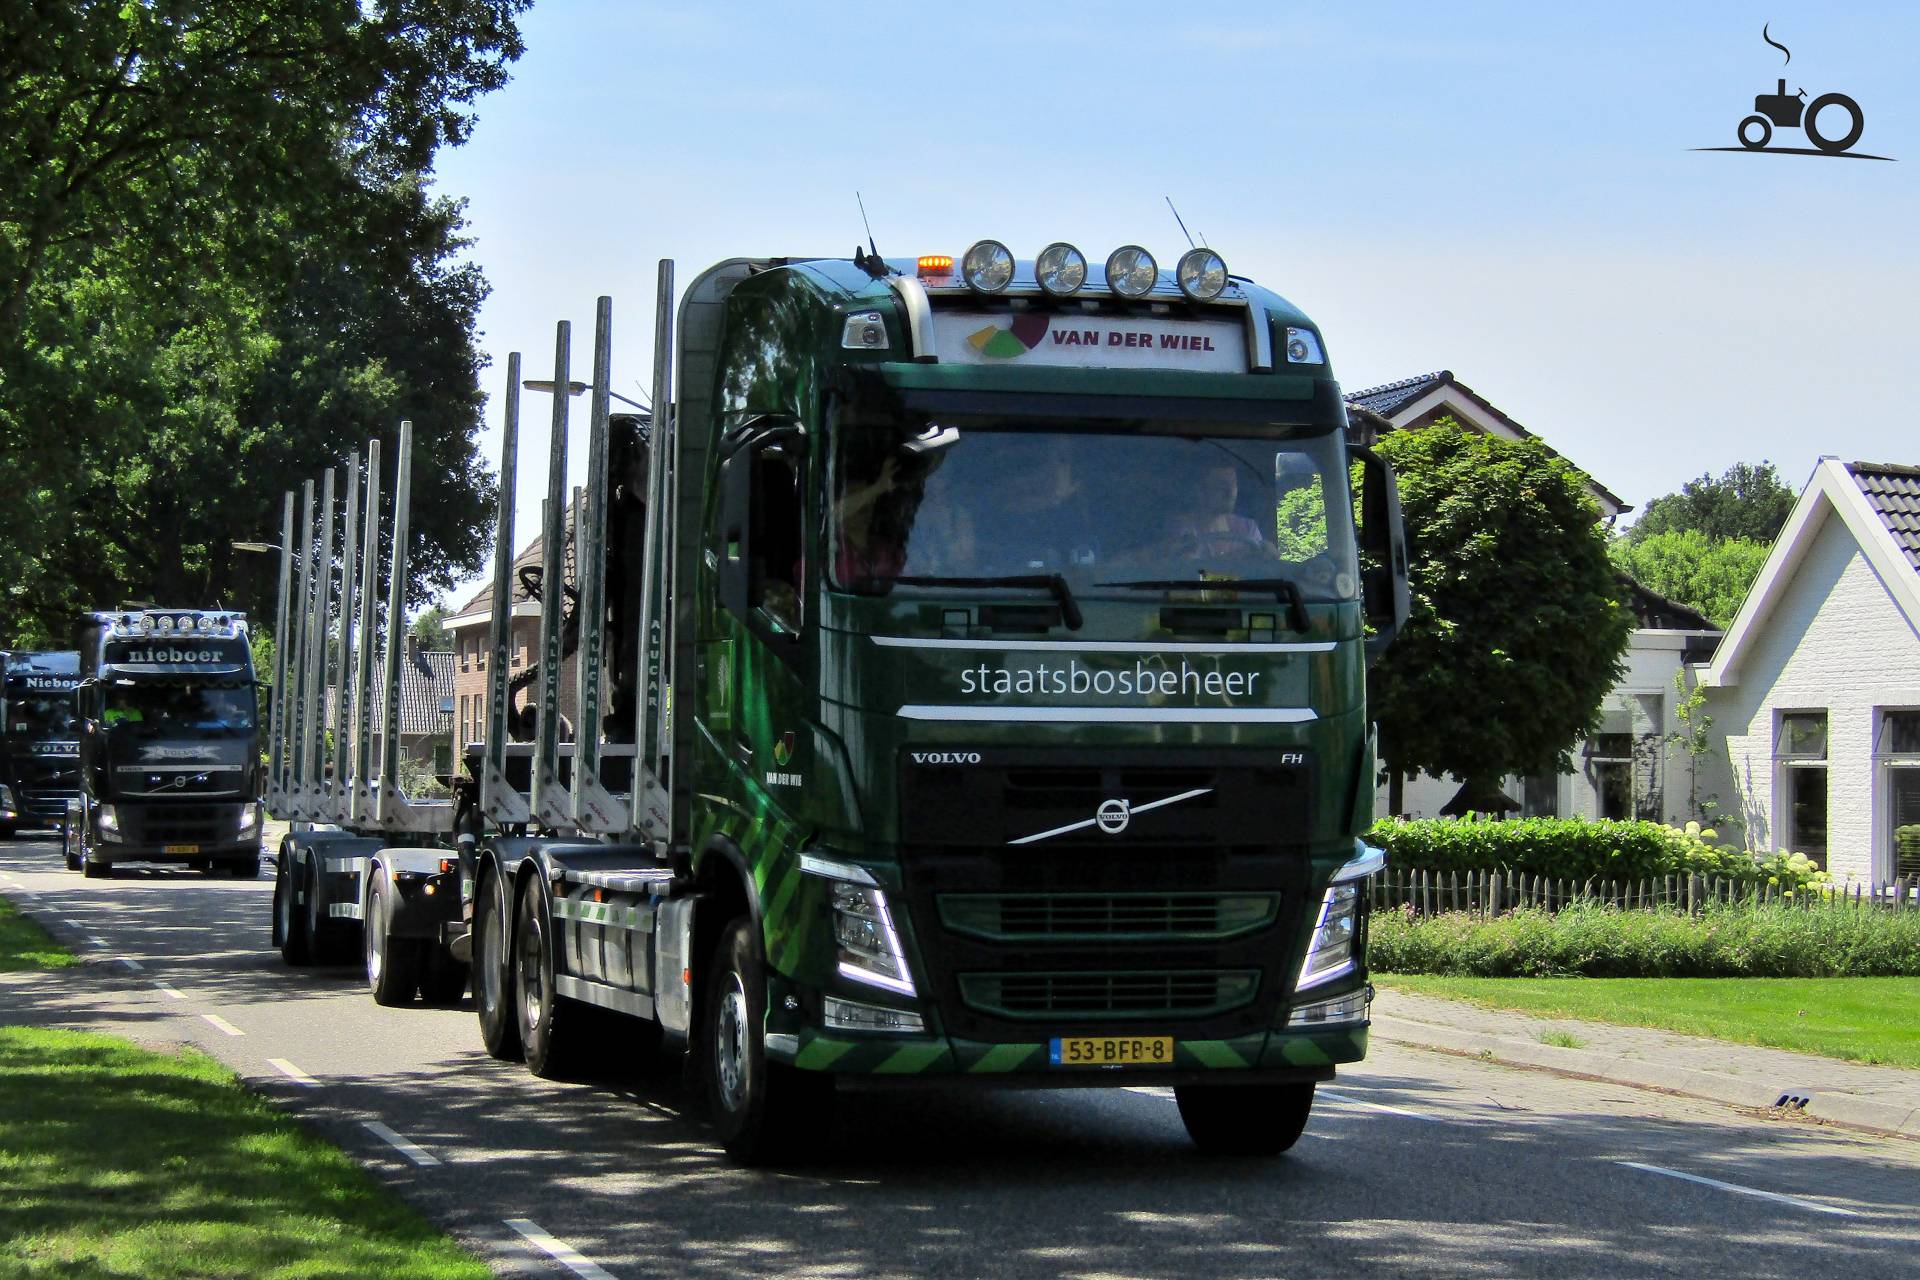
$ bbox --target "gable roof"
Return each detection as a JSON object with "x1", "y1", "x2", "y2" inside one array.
[
  {"x1": 1703, "y1": 458, "x2": 1920, "y2": 686},
  {"x1": 1344, "y1": 370, "x2": 1629, "y2": 518},
  {"x1": 448, "y1": 508, "x2": 576, "y2": 627},
  {"x1": 398, "y1": 648, "x2": 454, "y2": 736}
]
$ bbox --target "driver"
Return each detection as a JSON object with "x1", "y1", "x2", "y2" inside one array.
[{"x1": 1163, "y1": 457, "x2": 1267, "y2": 560}]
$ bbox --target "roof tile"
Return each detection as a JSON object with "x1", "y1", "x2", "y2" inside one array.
[{"x1": 1848, "y1": 462, "x2": 1920, "y2": 570}]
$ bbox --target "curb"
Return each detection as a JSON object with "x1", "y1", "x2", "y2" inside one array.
[{"x1": 1371, "y1": 1013, "x2": 1920, "y2": 1140}]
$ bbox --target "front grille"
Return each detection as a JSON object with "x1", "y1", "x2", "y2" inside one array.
[
  {"x1": 958, "y1": 970, "x2": 1260, "y2": 1021},
  {"x1": 19, "y1": 787, "x2": 78, "y2": 822},
  {"x1": 939, "y1": 892, "x2": 1278, "y2": 941}
]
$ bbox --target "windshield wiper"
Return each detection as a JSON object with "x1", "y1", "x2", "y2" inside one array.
[
  {"x1": 1095, "y1": 577, "x2": 1310, "y2": 633},
  {"x1": 890, "y1": 575, "x2": 1083, "y2": 631}
]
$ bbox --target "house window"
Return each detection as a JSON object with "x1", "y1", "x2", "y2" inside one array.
[
  {"x1": 1585, "y1": 694, "x2": 1662, "y2": 821},
  {"x1": 1877, "y1": 710, "x2": 1920, "y2": 881},
  {"x1": 458, "y1": 694, "x2": 468, "y2": 746},
  {"x1": 1521, "y1": 770, "x2": 1559, "y2": 818},
  {"x1": 1777, "y1": 711, "x2": 1829, "y2": 870}
]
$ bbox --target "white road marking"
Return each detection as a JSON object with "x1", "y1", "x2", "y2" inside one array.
[
  {"x1": 1320, "y1": 1087, "x2": 1449, "y2": 1123},
  {"x1": 503, "y1": 1218, "x2": 618, "y2": 1280},
  {"x1": 154, "y1": 983, "x2": 187, "y2": 1000},
  {"x1": 363, "y1": 1120, "x2": 442, "y2": 1168},
  {"x1": 1122, "y1": 1086, "x2": 1175, "y2": 1098},
  {"x1": 1619, "y1": 1161, "x2": 1862, "y2": 1218},
  {"x1": 267, "y1": 1058, "x2": 320, "y2": 1088},
  {"x1": 85, "y1": 936, "x2": 108, "y2": 948},
  {"x1": 117, "y1": 957, "x2": 144, "y2": 972},
  {"x1": 60, "y1": 919, "x2": 80, "y2": 929},
  {"x1": 200, "y1": 1013, "x2": 245, "y2": 1037}
]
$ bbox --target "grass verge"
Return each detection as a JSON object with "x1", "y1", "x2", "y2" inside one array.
[
  {"x1": 1381, "y1": 975, "x2": 1920, "y2": 1069},
  {"x1": 0, "y1": 896, "x2": 74, "y2": 973},
  {"x1": 0, "y1": 1026, "x2": 489, "y2": 1278}
]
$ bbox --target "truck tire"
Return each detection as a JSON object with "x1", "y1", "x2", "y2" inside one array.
[
  {"x1": 1174, "y1": 1082, "x2": 1315, "y2": 1156},
  {"x1": 230, "y1": 855, "x2": 262, "y2": 880},
  {"x1": 63, "y1": 823, "x2": 81, "y2": 873},
  {"x1": 305, "y1": 860, "x2": 353, "y2": 965},
  {"x1": 473, "y1": 864, "x2": 521, "y2": 1059},
  {"x1": 513, "y1": 875, "x2": 600, "y2": 1079},
  {"x1": 366, "y1": 866, "x2": 425, "y2": 1007},
  {"x1": 83, "y1": 856, "x2": 110, "y2": 879},
  {"x1": 0, "y1": 824, "x2": 14, "y2": 840},
  {"x1": 702, "y1": 917, "x2": 833, "y2": 1165},
  {"x1": 420, "y1": 946, "x2": 470, "y2": 1006},
  {"x1": 274, "y1": 850, "x2": 312, "y2": 965}
]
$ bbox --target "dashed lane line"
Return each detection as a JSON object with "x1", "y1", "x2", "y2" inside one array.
[
  {"x1": 85, "y1": 936, "x2": 108, "y2": 949},
  {"x1": 200, "y1": 1013, "x2": 245, "y2": 1037},
  {"x1": 1619, "y1": 1161, "x2": 1862, "y2": 1218},
  {"x1": 1320, "y1": 1087, "x2": 1451, "y2": 1124},
  {"x1": 117, "y1": 957, "x2": 144, "y2": 972},
  {"x1": 363, "y1": 1121, "x2": 442, "y2": 1168},
  {"x1": 503, "y1": 1219, "x2": 618, "y2": 1280},
  {"x1": 155, "y1": 983, "x2": 187, "y2": 1000},
  {"x1": 267, "y1": 1058, "x2": 321, "y2": 1088}
]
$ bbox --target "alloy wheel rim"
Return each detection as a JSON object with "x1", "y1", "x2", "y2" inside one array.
[
  {"x1": 519, "y1": 913, "x2": 544, "y2": 1028},
  {"x1": 715, "y1": 971, "x2": 750, "y2": 1112},
  {"x1": 366, "y1": 886, "x2": 383, "y2": 983}
]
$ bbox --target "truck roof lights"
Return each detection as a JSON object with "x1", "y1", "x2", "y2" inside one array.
[
  {"x1": 1176, "y1": 247, "x2": 1229, "y2": 302},
  {"x1": 961, "y1": 240, "x2": 1015, "y2": 294},
  {"x1": 1035, "y1": 242, "x2": 1087, "y2": 296},
  {"x1": 1105, "y1": 245, "x2": 1158, "y2": 299},
  {"x1": 916, "y1": 254, "x2": 954, "y2": 278}
]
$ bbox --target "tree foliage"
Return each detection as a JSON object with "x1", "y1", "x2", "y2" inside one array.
[
  {"x1": 1373, "y1": 420, "x2": 1634, "y2": 809},
  {"x1": 0, "y1": 1, "x2": 529, "y2": 648},
  {"x1": 1624, "y1": 461, "x2": 1797, "y2": 546},
  {"x1": 409, "y1": 605, "x2": 452, "y2": 651},
  {"x1": 1610, "y1": 529, "x2": 1770, "y2": 626}
]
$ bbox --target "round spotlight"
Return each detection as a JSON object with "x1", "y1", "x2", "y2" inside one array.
[
  {"x1": 179, "y1": 616, "x2": 198, "y2": 633},
  {"x1": 1035, "y1": 242, "x2": 1088, "y2": 296},
  {"x1": 1176, "y1": 248, "x2": 1229, "y2": 302},
  {"x1": 1105, "y1": 245, "x2": 1158, "y2": 299},
  {"x1": 961, "y1": 240, "x2": 1015, "y2": 294},
  {"x1": 155, "y1": 616, "x2": 174, "y2": 634}
]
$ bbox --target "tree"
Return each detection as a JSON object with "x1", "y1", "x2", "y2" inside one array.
[
  {"x1": 410, "y1": 605, "x2": 452, "y2": 651},
  {"x1": 1373, "y1": 420, "x2": 1635, "y2": 813},
  {"x1": 1624, "y1": 462, "x2": 1797, "y2": 545},
  {"x1": 1610, "y1": 529, "x2": 1771, "y2": 626}
]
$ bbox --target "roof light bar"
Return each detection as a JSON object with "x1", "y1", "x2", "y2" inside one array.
[
  {"x1": 1105, "y1": 245, "x2": 1158, "y2": 299},
  {"x1": 1035, "y1": 242, "x2": 1088, "y2": 296},
  {"x1": 961, "y1": 240, "x2": 1015, "y2": 294}
]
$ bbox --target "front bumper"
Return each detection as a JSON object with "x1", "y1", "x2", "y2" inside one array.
[{"x1": 93, "y1": 800, "x2": 259, "y2": 862}]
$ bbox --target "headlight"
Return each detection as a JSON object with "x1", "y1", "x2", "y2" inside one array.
[
  {"x1": 829, "y1": 881, "x2": 916, "y2": 995},
  {"x1": 1105, "y1": 245, "x2": 1158, "y2": 298},
  {"x1": 0, "y1": 785, "x2": 14, "y2": 811},
  {"x1": 961, "y1": 239, "x2": 1015, "y2": 295},
  {"x1": 1285, "y1": 326, "x2": 1325, "y2": 364},
  {"x1": 237, "y1": 802, "x2": 262, "y2": 838},
  {"x1": 1297, "y1": 881, "x2": 1360, "y2": 990},
  {"x1": 96, "y1": 804, "x2": 120, "y2": 840},
  {"x1": 1175, "y1": 248, "x2": 1229, "y2": 302},
  {"x1": 1035, "y1": 242, "x2": 1087, "y2": 296}
]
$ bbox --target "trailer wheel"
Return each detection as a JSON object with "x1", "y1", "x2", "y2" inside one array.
[
  {"x1": 703, "y1": 917, "x2": 833, "y2": 1165},
  {"x1": 1174, "y1": 1082, "x2": 1315, "y2": 1156},
  {"x1": 304, "y1": 859, "x2": 353, "y2": 964},
  {"x1": 513, "y1": 876, "x2": 598, "y2": 1078},
  {"x1": 473, "y1": 864, "x2": 521, "y2": 1059},
  {"x1": 274, "y1": 849, "x2": 312, "y2": 965},
  {"x1": 366, "y1": 866, "x2": 425, "y2": 1007}
]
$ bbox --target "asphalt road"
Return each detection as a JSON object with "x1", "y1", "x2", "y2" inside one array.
[{"x1": 3, "y1": 833, "x2": 1918, "y2": 1280}]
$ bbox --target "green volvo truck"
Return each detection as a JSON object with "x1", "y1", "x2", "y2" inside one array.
[{"x1": 267, "y1": 239, "x2": 1407, "y2": 1163}]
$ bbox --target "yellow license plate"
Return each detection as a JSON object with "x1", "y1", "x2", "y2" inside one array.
[
  {"x1": 1049, "y1": 1035, "x2": 1175, "y2": 1067},
  {"x1": 164, "y1": 844, "x2": 199, "y2": 855}
]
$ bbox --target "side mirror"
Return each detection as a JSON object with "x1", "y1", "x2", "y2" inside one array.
[{"x1": 1349, "y1": 444, "x2": 1410, "y2": 665}]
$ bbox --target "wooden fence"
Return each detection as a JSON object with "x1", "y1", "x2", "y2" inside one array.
[{"x1": 1369, "y1": 867, "x2": 1920, "y2": 918}]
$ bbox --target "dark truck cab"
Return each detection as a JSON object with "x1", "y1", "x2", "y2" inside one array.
[
  {"x1": 0, "y1": 650, "x2": 81, "y2": 836},
  {"x1": 69, "y1": 610, "x2": 265, "y2": 878}
]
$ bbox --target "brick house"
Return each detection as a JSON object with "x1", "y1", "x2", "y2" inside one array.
[{"x1": 444, "y1": 521, "x2": 579, "y2": 757}]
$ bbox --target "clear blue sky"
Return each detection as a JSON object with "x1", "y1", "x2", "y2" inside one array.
[{"x1": 431, "y1": 1, "x2": 1920, "y2": 606}]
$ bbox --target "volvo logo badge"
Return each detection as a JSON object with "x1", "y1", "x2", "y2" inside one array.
[{"x1": 1096, "y1": 799, "x2": 1131, "y2": 835}]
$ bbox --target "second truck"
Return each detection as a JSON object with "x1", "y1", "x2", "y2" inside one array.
[{"x1": 264, "y1": 237, "x2": 1408, "y2": 1163}]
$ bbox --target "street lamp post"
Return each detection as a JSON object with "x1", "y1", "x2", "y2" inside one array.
[{"x1": 522, "y1": 378, "x2": 650, "y2": 413}]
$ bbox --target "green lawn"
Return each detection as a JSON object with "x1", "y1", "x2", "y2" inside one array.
[
  {"x1": 0, "y1": 894, "x2": 487, "y2": 1278},
  {"x1": 1380, "y1": 975, "x2": 1920, "y2": 1070},
  {"x1": 0, "y1": 896, "x2": 74, "y2": 973}
]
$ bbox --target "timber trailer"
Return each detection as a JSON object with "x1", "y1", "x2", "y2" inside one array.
[{"x1": 262, "y1": 240, "x2": 1409, "y2": 1163}]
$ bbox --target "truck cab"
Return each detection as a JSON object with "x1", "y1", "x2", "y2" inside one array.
[
  {"x1": 0, "y1": 650, "x2": 81, "y2": 837},
  {"x1": 70, "y1": 610, "x2": 265, "y2": 878}
]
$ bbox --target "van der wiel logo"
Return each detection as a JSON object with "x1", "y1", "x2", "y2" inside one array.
[{"x1": 1696, "y1": 24, "x2": 1891, "y2": 161}]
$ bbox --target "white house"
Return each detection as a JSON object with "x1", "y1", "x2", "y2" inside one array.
[
  {"x1": 1348, "y1": 372, "x2": 1719, "y2": 824},
  {"x1": 1698, "y1": 459, "x2": 1920, "y2": 884}
]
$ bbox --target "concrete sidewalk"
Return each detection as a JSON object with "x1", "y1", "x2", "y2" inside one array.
[{"x1": 1372, "y1": 986, "x2": 1920, "y2": 1140}]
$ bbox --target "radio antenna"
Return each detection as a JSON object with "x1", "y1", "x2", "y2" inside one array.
[
  {"x1": 1166, "y1": 196, "x2": 1206, "y2": 249},
  {"x1": 853, "y1": 191, "x2": 888, "y2": 277}
]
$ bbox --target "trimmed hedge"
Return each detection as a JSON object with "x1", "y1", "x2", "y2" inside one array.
[
  {"x1": 1369, "y1": 902, "x2": 1920, "y2": 978},
  {"x1": 1367, "y1": 816, "x2": 1826, "y2": 891}
]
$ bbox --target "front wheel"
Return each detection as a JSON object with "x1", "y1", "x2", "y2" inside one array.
[
  {"x1": 1175, "y1": 1082, "x2": 1316, "y2": 1156},
  {"x1": 702, "y1": 917, "x2": 833, "y2": 1165},
  {"x1": 1738, "y1": 114, "x2": 1772, "y2": 150},
  {"x1": 63, "y1": 823, "x2": 81, "y2": 873},
  {"x1": 229, "y1": 855, "x2": 262, "y2": 880}
]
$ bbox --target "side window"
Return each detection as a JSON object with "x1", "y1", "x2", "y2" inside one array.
[{"x1": 750, "y1": 443, "x2": 805, "y2": 634}]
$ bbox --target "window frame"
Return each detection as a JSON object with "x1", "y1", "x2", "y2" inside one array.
[{"x1": 1774, "y1": 709, "x2": 1830, "y2": 870}]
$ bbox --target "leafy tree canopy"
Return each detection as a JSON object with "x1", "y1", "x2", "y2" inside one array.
[
  {"x1": 1373, "y1": 419, "x2": 1634, "y2": 810},
  {"x1": 409, "y1": 605, "x2": 452, "y2": 651},
  {"x1": 0, "y1": 1, "x2": 529, "y2": 649},
  {"x1": 1611, "y1": 529, "x2": 1771, "y2": 627},
  {"x1": 1624, "y1": 461, "x2": 1797, "y2": 546}
]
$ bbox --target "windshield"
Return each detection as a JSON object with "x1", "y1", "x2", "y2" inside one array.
[
  {"x1": 7, "y1": 694, "x2": 77, "y2": 739},
  {"x1": 104, "y1": 682, "x2": 255, "y2": 735},
  {"x1": 828, "y1": 418, "x2": 1358, "y2": 601}
]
